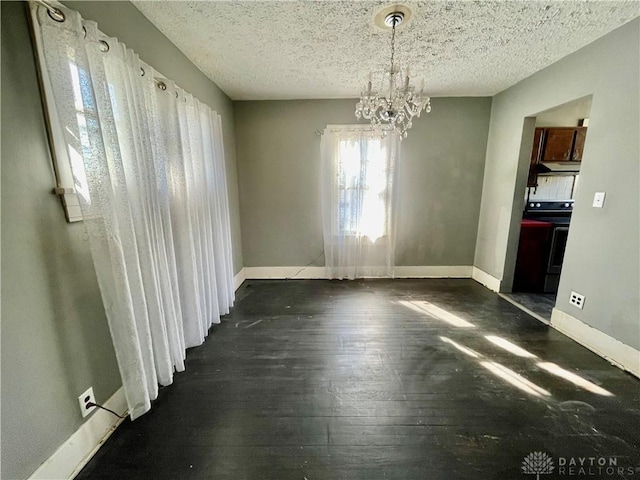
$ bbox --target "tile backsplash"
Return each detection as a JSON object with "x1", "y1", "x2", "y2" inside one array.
[{"x1": 528, "y1": 175, "x2": 578, "y2": 201}]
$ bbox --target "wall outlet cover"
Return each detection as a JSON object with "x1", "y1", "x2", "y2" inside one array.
[
  {"x1": 569, "y1": 291, "x2": 585, "y2": 309},
  {"x1": 78, "y1": 387, "x2": 96, "y2": 418}
]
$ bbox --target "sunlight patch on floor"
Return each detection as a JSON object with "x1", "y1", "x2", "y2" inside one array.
[{"x1": 398, "y1": 300, "x2": 475, "y2": 328}]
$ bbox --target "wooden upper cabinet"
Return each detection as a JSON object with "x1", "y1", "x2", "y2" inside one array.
[
  {"x1": 572, "y1": 127, "x2": 587, "y2": 161},
  {"x1": 541, "y1": 128, "x2": 576, "y2": 161},
  {"x1": 538, "y1": 127, "x2": 588, "y2": 163},
  {"x1": 527, "y1": 126, "x2": 587, "y2": 188}
]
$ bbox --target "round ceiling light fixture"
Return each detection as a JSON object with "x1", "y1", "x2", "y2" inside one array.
[
  {"x1": 384, "y1": 11, "x2": 405, "y2": 28},
  {"x1": 373, "y1": 4, "x2": 413, "y2": 31}
]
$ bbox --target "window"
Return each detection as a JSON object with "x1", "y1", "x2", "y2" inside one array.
[
  {"x1": 67, "y1": 61, "x2": 95, "y2": 206},
  {"x1": 336, "y1": 136, "x2": 390, "y2": 241},
  {"x1": 29, "y1": 3, "x2": 85, "y2": 221},
  {"x1": 320, "y1": 125, "x2": 399, "y2": 279}
]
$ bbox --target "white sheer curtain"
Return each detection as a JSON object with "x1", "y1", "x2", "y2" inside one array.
[
  {"x1": 33, "y1": 3, "x2": 234, "y2": 419},
  {"x1": 320, "y1": 125, "x2": 400, "y2": 279}
]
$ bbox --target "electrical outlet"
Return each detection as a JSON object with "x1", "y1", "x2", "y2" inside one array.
[
  {"x1": 78, "y1": 387, "x2": 96, "y2": 418},
  {"x1": 569, "y1": 291, "x2": 585, "y2": 309}
]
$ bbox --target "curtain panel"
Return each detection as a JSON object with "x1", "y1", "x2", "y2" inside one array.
[
  {"x1": 320, "y1": 125, "x2": 400, "y2": 280},
  {"x1": 33, "y1": 3, "x2": 234, "y2": 419}
]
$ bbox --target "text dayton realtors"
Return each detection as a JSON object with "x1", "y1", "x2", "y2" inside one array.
[{"x1": 557, "y1": 456, "x2": 637, "y2": 476}]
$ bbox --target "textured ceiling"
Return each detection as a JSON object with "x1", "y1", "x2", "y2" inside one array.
[{"x1": 132, "y1": 1, "x2": 640, "y2": 100}]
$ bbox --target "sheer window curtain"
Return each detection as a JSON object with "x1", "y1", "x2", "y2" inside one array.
[
  {"x1": 33, "y1": 3, "x2": 234, "y2": 419},
  {"x1": 320, "y1": 126, "x2": 400, "y2": 280}
]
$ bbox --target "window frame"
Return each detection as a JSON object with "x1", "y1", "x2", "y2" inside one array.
[{"x1": 29, "y1": 2, "x2": 84, "y2": 222}]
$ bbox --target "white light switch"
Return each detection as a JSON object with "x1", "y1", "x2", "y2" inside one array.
[{"x1": 592, "y1": 192, "x2": 606, "y2": 208}]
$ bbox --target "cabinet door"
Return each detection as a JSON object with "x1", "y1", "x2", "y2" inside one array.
[
  {"x1": 527, "y1": 128, "x2": 544, "y2": 187},
  {"x1": 571, "y1": 127, "x2": 587, "y2": 161},
  {"x1": 542, "y1": 128, "x2": 576, "y2": 161}
]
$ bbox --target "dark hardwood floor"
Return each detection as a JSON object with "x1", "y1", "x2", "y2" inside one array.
[
  {"x1": 504, "y1": 292, "x2": 557, "y2": 321},
  {"x1": 77, "y1": 279, "x2": 640, "y2": 480}
]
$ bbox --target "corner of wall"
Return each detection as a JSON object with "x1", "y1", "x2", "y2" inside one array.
[
  {"x1": 233, "y1": 267, "x2": 246, "y2": 291},
  {"x1": 471, "y1": 266, "x2": 502, "y2": 292}
]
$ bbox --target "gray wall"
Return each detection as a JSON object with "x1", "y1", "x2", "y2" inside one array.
[
  {"x1": 535, "y1": 95, "x2": 592, "y2": 127},
  {"x1": 234, "y1": 98, "x2": 491, "y2": 267},
  {"x1": 70, "y1": 1, "x2": 243, "y2": 275},
  {"x1": 0, "y1": 2, "x2": 242, "y2": 479},
  {"x1": 474, "y1": 19, "x2": 639, "y2": 349}
]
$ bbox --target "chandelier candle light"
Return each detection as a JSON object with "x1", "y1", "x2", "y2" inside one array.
[{"x1": 355, "y1": 10, "x2": 430, "y2": 139}]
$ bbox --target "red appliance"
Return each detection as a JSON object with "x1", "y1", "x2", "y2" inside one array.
[
  {"x1": 519, "y1": 200, "x2": 573, "y2": 293},
  {"x1": 513, "y1": 219, "x2": 553, "y2": 292}
]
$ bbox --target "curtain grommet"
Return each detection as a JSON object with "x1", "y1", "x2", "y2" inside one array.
[
  {"x1": 47, "y1": 7, "x2": 65, "y2": 23},
  {"x1": 99, "y1": 40, "x2": 110, "y2": 52},
  {"x1": 157, "y1": 81, "x2": 167, "y2": 91},
  {"x1": 141, "y1": 67, "x2": 145, "y2": 77}
]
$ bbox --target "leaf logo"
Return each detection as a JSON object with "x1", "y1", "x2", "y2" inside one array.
[{"x1": 522, "y1": 451, "x2": 554, "y2": 479}]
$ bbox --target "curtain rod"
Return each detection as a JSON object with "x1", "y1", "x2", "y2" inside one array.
[{"x1": 316, "y1": 127, "x2": 392, "y2": 136}]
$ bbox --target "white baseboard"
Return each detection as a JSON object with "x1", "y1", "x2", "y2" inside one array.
[
  {"x1": 551, "y1": 308, "x2": 640, "y2": 378},
  {"x1": 244, "y1": 266, "x2": 327, "y2": 279},
  {"x1": 394, "y1": 266, "x2": 472, "y2": 278},
  {"x1": 472, "y1": 267, "x2": 502, "y2": 292},
  {"x1": 233, "y1": 268, "x2": 246, "y2": 291},
  {"x1": 243, "y1": 265, "x2": 474, "y2": 280},
  {"x1": 29, "y1": 387, "x2": 127, "y2": 480}
]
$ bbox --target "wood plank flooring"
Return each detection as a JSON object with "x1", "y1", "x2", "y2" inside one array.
[
  {"x1": 77, "y1": 279, "x2": 640, "y2": 479},
  {"x1": 504, "y1": 292, "x2": 557, "y2": 321}
]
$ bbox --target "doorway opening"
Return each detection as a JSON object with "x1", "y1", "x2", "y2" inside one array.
[{"x1": 504, "y1": 96, "x2": 592, "y2": 322}]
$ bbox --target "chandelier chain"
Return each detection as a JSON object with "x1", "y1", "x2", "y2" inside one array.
[{"x1": 390, "y1": 19, "x2": 396, "y2": 72}]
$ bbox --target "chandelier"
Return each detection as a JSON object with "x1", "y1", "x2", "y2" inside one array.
[{"x1": 355, "y1": 11, "x2": 430, "y2": 139}]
